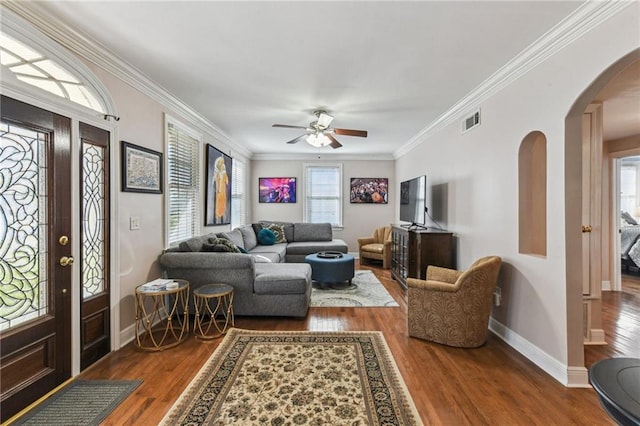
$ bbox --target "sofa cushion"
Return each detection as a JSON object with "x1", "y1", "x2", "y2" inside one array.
[
  {"x1": 238, "y1": 225, "x2": 258, "y2": 251},
  {"x1": 264, "y1": 223, "x2": 287, "y2": 243},
  {"x1": 219, "y1": 228, "x2": 244, "y2": 249},
  {"x1": 293, "y1": 222, "x2": 332, "y2": 242},
  {"x1": 257, "y1": 228, "x2": 276, "y2": 245},
  {"x1": 249, "y1": 243, "x2": 287, "y2": 263},
  {"x1": 178, "y1": 234, "x2": 210, "y2": 252},
  {"x1": 254, "y1": 263, "x2": 311, "y2": 295},
  {"x1": 285, "y1": 239, "x2": 349, "y2": 256}
]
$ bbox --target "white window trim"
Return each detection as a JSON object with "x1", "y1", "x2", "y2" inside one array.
[
  {"x1": 165, "y1": 114, "x2": 203, "y2": 247},
  {"x1": 302, "y1": 162, "x2": 343, "y2": 229},
  {"x1": 231, "y1": 158, "x2": 247, "y2": 228}
]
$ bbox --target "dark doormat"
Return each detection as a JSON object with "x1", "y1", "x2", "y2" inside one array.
[{"x1": 11, "y1": 379, "x2": 142, "y2": 426}]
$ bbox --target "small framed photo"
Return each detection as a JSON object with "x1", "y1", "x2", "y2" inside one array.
[
  {"x1": 121, "y1": 141, "x2": 163, "y2": 194},
  {"x1": 350, "y1": 178, "x2": 388, "y2": 204},
  {"x1": 259, "y1": 177, "x2": 297, "y2": 203}
]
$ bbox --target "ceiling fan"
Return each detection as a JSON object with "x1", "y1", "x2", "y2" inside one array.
[{"x1": 272, "y1": 110, "x2": 368, "y2": 149}]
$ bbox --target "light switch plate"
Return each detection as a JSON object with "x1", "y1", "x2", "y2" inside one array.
[{"x1": 130, "y1": 216, "x2": 140, "y2": 230}]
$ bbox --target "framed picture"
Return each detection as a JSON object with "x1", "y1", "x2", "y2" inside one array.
[
  {"x1": 350, "y1": 178, "x2": 388, "y2": 204},
  {"x1": 259, "y1": 177, "x2": 297, "y2": 203},
  {"x1": 205, "y1": 144, "x2": 232, "y2": 225},
  {"x1": 121, "y1": 141, "x2": 163, "y2": 194}
]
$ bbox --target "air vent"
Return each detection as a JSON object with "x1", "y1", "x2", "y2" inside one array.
[{"x1": 461, "y1": 109, "x2": 481, "y2": 134}]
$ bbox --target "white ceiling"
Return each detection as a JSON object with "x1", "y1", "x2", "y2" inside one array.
[{"x1": 19, "y1": 1, "x2": 640, "y2": 157}]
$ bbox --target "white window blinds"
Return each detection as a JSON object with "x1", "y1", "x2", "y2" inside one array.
[
  {"x1": 304, "y1": 164, "x2": 343, "y2": 227},
  {"x1": 167, "y1": 122, "x2": 200, "y2": 245},
  {"x1": 231, "y1": 159, "x2": 246, "y2": 228}
]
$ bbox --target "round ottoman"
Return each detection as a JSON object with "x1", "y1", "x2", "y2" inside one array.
[{"x1": 305, "y1": 252, "x2": 355, "y2": 286}]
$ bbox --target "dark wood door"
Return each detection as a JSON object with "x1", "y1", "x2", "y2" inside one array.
[
  {"x1": 0, "y1": 96, "x2": 72, "y2": 422},
  {"x1": 79, "y1": 122, "x2": 111, "y2": 370}
]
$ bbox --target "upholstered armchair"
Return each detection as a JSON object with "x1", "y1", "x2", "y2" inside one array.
[
  {"x1": 407, "y1": 256, "x2": 502, "y2": 348},
  {"x1": 358, "y1": 226, "x2": 393, "y2": 269}
]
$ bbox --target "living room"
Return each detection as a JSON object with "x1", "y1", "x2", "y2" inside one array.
[{"x1": 1, "y1": 1, "x2": 639, "y2": 424}]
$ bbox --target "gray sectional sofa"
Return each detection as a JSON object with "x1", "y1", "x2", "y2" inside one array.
[{"x1": 159, "y1": 221, "x2": 348, "y2": 317}]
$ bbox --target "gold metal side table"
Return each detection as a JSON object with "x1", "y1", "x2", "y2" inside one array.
[
  {"x1": 193, "y1": 283, "x2": 234, "y2": 339},
  {"x1": 134, "y1": 279, "x2": 189, "y2": 351}
]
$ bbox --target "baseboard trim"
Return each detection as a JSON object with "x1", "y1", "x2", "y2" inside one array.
[
  {"x1": 601, "y1": 280, "x2": 611, "y2": 291},
  {"x1": 489, "y1": 318, "x2": 590, "y2": 388},
  {"x1": 584, "y1": 329, "x2": 607, "y2": 345}
]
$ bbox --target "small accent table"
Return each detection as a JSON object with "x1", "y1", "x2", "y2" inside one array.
[
  {"x1": 134, "y1": 279, "x2": 189, "y2": 351},
  {"x1": 193, "y1": 284, "x2": 235, "y2": 339}
]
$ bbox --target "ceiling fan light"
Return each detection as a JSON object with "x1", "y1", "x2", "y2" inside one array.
[
  {"x1": 316, "y1": 112, "x2": 334, "y2": 129},
  {"x1": 306, "y1": 133, "x2": 331, "y2": 147}
]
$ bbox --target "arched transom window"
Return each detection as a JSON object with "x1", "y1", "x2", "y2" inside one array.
[{"x1": 0, "y1": 31, "x2": 105, "y2": 113}]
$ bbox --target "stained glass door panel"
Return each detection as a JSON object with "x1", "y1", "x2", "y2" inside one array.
[{"x1": 0, "y1": 95, "x2": 72, "y2": 422}]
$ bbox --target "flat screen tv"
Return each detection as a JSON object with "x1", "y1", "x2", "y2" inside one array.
[{"x1": 400, "y1": 175, "x2": 427, "y2": 228}]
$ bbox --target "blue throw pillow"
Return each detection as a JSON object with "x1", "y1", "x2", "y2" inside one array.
[{"x1": 257, "y1": 228, "x2": 276, "y2": 245}]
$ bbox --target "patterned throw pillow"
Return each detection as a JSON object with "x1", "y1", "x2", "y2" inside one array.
[
  {"x1": 264, "y1": 223, "x2": 287, "y2": 243},
  {"x1": 206, "y1": 237, "x2": 241, "y2": 253},
  {"x1": 257, "y1": 228, "x2": 276, "y2": 245}
]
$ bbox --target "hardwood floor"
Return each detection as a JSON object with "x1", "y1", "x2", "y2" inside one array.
[
  {"x1": 78, "y1": 262, "x2": 617, "y2": 425},
  {"x1": 584, "y1": 274, "x2": 640, "y2": 367}
]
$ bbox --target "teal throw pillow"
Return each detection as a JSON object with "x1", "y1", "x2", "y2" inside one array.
[
  {"x1": 238, "y1": 246, "x2": 248, "y2": 253},
  {"x1": 257, "y1": 228, "x2": 276, "y2": 245}
]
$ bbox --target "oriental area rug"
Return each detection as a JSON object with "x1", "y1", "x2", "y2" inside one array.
[
  {"x1": 311, "y1": 270, "x2": 399, "y2": 307},
  {"x1": 160, "y1": 328, "x2": 422, "y2": 426}
]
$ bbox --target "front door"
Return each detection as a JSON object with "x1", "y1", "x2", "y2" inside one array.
[{"x1": 0, "y1": 96, "x2": 72, "y2": 421}]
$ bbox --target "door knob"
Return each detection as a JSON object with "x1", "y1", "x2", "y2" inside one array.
[
  {"x1": 59, "y1": 256, "x2": 74, "y2": 267},
  {"x1": 582, "y1": 225, "x2": 592, "y2": 233}
]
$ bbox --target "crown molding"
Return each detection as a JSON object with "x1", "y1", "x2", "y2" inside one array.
[
  {"x1": 251, "y1": 152, "x2": 394, "y2": 162},
  {"x1": 2, "y1": 1, "x2": 251, "y2": 160},
  {"x1": 394, "y1": 0, "x2": 635, "y2": 159}
]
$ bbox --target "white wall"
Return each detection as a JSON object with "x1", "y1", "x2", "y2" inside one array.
[
  {"x1": 395, "y1": 4, "x2": 640, "y2": 383},
  {"x1": 87, "y1": 66, "x2": 249, "y2": 330},
  {"x1": 251, "y1": 159, "x2": 395, "y2": 251}
]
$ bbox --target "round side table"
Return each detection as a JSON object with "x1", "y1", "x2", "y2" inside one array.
[
  {"x1": 134, "y1": 279, "x2": 189, "y2": 351},
  {"x1": 193, "y1": 283, "x2": 235, "y2": 339}
]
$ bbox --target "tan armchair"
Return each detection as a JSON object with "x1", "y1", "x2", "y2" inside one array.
[
  {"x1": 407, "y1": 256, "x2": 502, "y2": 348},
  {"x1": 358, "y1": 226, "x2": 393, "y2": 269}
]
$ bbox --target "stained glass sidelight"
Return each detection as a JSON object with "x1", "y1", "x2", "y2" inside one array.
[
  {"x1": 0, "y1": 121, "x2": 48, "y2": 331},
  {"x1": 82, "y1": 143, "x2": 106, "y2": 298}
]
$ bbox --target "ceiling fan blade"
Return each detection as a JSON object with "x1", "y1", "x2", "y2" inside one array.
[
  {"x1": 326, "y1": 134, "x2": 343, "y2": 149},
  {"x1": 333, "y1": 128, "x2": 368, "y2": 138},
  {"x1": 273, "y1": 124, "x2": 308, "y2": 129},
  {"x1": 286, "y1": 134, "x2": 308, "y2": 145}
]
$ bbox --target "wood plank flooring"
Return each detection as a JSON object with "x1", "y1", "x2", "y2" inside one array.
[{"x1": 76, "y1": 262, "x2": 628, "y2": 425}]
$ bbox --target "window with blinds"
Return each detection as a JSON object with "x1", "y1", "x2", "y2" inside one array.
[
  {"x1": 231, "y1": 159, "x2": 246, "y2": 228},
  {"x1": 303, "y1": 163, "x2": 343, "y2": 227},
  {"x1": 167, "y1": 121, "x2": 201, "y2": 245}
]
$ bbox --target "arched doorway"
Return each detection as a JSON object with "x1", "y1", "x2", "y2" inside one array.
[{"x1": 565, "y1": 48, "x2": 640, "y2": 379}]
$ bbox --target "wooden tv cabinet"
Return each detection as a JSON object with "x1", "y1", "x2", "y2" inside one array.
[{"x1": 391, "y1": 225, "x2": 454, "y2": 289}]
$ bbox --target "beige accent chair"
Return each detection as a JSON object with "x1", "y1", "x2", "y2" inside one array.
[
  {"x1": 407, "y1": 256, "x2": 502, "y2": 348},
  {"x1": 357, "y1": 226, "x2": 393, "y2": 269}
]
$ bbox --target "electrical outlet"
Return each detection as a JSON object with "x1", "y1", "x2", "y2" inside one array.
[
  {"x1": 130, "y1": 216, "x2": 140, "y2": 230},
  {"x1": 494, "y1": 287, "x2": 502, "y2": 306}
]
